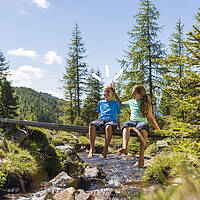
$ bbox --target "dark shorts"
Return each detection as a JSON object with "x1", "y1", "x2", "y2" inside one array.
[
  {"x1": 89, "y1": 120, "x2": 117, "y2": 131},
  {"x1": 122, "y1": 121, "x2": 149, "y2": 132}
]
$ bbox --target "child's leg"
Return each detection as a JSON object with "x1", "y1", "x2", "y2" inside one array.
[
  {"x1": 138, "y1": 129, "x2": 148, "y2": 168},
  {"x1": 132, "y1": 127, "x2": 146, "y2": 147},
  {"x1": 119, "y1": 127, "x2": 130, "y2": 155},
  {"x1": 88, "y1": 125, "x2": 96, "y2": 158},
  {"x1": 123, "y1": 127, "x2": 131, "y2": 152},
  {"x1": 100, "y1": 125, "x2": 113, "y2": 159}
]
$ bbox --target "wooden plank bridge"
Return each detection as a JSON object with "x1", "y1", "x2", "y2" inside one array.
[{"x1": 0, "y1": 118, "x2": 164, "y2": 138}]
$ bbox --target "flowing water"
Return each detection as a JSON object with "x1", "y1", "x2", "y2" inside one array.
[
  {"x1": 2, "y1": 153, "x2": 151, "y2": 199},
  {"x1": 79, "y1": 153, "x2": 146, "y2": 189},
  {"x1": 79, "y1": 153, "x2": 152, "y2": 199}
]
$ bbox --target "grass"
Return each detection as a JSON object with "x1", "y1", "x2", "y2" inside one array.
[{"x1": 143, "y1": 152, "x2": 200, "y2": 184}]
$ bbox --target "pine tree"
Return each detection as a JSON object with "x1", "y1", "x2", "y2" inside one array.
[
  {"x1": 169, "y1": 18, "x2": 186, "y2": 79},
  {"x1": 81, "y1": 69, "x2": 104, "y2": 125},
  {"x1": 159, "y1": 19, "x2": 186, "y2": 116},
  {"x1": 0, "y1": 78, "x2": 18, "y2": 118},
  {"x1": 161, "y1": 10, "x2": 200, "y2": 123},
  {"x1": 0, "y1": 50, "x2": 9, "y2": 78},
  {"x1": 0, "y1": 50, "x2": 18, "y2": 119},
  {"x1": 62, "y1": 24, "x2": 87, "y2": 124},
  {"x1": 185, "y1": 8, "x2": 200, "y2": 67},
  {"x1": 119, "y1": 0, "x2": 166, "y2": 102}
]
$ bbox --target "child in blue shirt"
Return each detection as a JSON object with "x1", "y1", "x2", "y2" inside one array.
[{"x1": 88, "y1": 85, "x2": 121, "y2": 159}]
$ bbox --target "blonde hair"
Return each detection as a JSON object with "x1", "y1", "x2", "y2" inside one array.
[{"x1": 132, "y1": 85, "x2": 152, "y2": 117}]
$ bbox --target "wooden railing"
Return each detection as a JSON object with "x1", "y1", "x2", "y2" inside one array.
[{"x1": 0, "y1": 118, "x2": 164, "y2": 138}]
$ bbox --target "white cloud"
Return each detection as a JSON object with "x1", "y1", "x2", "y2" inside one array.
[
  {"x1": 42, "y1": 51, "x2": 62, "y2": 65},
  {"x1": 8, "y1": 65, "x2": 45, "y2": 87},
  {"x1": 7, "y1": 48, "x2": 38, "y2": 59},
  {"x1": 18, "y1": 65, "x2": 44, "y2": 79},
  {"x1": 46, "y1": 90, "x2": 64, "y2": 99},
  {"x1": 32, "y1": 0, "x2": 50, "y2": 9}
]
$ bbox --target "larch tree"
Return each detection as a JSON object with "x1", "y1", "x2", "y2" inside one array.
[
  {"x1": 62, "y1": 24, "x2": 88, "y2": 124},
  {"x1": 185, "y1": 8, "x2": 200, "y2": 67},
  {"x1": 162, "y1": 10, "x2": 200, "y2": 124},
  {"x1": 0, "y1": 50, "x2": 18, "y2": 119},
  {"x1": 160, "y1": 19, "x2": 186, "y2": 117},
  {"x1": 119, "y1": 0, "x2": 166, "y2": 103}
]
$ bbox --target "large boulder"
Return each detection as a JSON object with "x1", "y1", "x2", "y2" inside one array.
[{"x1": 48, "y1": 171, "x2": 77, "y2": 188}]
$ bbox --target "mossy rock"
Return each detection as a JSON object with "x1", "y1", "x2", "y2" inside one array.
[
  {"x1": 0, "y1": 127, "x2": 85, "y2": 192},
  {"x1": 0, "y1": 141, "x2": 39, "y2": 190}
]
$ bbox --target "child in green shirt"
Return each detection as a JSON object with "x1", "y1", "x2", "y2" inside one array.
[{"x1": 112, "y1": 84, "x2": 160, "y2": 168}]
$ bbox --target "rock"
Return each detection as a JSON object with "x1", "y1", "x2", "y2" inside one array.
[
  {"x1": 56, "y1": 145, "x2": 75, "y2": 154},
  {"x1": 89, "y1": 188, "x2": 115, "y2": 200},
  {"x1": 56, "y1": 145, "x2": 81, "y2": 162},
  {"x1": 77, "y1": 176, "x2": 90, "y2": 190},
  {"x1": 75, "y1": 189, "x2": 91, "y2": 200},
  {"x1": 63, "y1": 160, "x2": 80, "y2": 175},
  {"x1": 53, "y1": 187, "x2": 75, "y2": 200},
  {"x1": 84, "y1": 166, "x2": 106, "y2": 178},
  {"x1": 43, "y1": 187, "x2": 63, "y2": 200},
  {"x1": 49, "y1": 171, "x2": 77, "y2": 188}
]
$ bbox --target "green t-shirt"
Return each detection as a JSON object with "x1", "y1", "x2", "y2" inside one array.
[{"x1": 123, "y1": 99, "x2": 148, "y2": 122}]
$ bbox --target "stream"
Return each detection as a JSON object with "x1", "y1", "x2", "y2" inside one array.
[
  {"x1": 2, "y1": 153, "x2": 152, "y2": 199},
  {"x1": 79, "y1": 153, "x2": 152, "y2": 199},
  {"x1": 80, "y1": 153, "x2": 146, "y2": 189}
]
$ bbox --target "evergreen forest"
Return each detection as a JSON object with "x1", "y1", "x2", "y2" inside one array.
[{"x1": 14, "y1": 87, "x2": 62, "y2": 123}]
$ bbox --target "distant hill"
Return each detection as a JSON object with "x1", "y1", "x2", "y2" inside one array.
[{"x1": 14, "y1": 87, "x2": 63, "y2": 123}]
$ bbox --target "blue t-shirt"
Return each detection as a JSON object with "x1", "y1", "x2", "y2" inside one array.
[{"x1": 97, "y1": 100, "x2": 121, "y2": 123}]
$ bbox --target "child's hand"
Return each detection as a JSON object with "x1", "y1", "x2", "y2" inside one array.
[{"x1": 110, "y1": 82, "x2": 115, "y2": 91}]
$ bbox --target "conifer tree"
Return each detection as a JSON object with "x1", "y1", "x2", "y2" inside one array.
[
  {"x1": 62, "y1": 24, "x2": 87, "y2": 124},
  {"x1": 0, "y1": 50, "x2": 18, "y2": 119},
  {"x1": 161, "y1": 10, "x2": 200, "y2": 123},
  {"x1": 0, "y1": 50, "x2": 9, "y2": 78},
  {"x1": 185, "y1": 8, "x2": 200, "y2": 67},
  {"x1": 159, "y1": 19, "x2": 186, "y2": 116},
  {"x1": 81, "y1": 69, "x2": 103, "y2": 125},
  {"x1": 0, "y1": 78, "x2": 18, "y2": 118},
  {"x1": 119, "y1": 0, "x2": 166, "y2": 102}
]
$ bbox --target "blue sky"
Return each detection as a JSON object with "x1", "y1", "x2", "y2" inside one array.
[{"x1": 0, "y1": 0, "x2": 199, "y2": 98}]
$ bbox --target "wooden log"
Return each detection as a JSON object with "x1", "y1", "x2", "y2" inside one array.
[{"x1": 0, "y1": 118, "x2": 164, "y2": 138}]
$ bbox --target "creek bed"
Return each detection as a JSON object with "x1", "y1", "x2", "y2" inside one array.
[
  {"x1": 2, "y1": 153, "x2": 152, "y2": 199},
  {"x1": 79, "y1": 152, "x2": 152, "y2": 198}
]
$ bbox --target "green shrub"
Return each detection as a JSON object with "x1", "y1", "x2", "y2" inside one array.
[
  {"x1": 0, "y1": 171, "x2": 6, "y2": 187},
  {"x1": 1, "y1": 142, "x2": 38, "y2": 176},
  {"x1": 143, "y1": 152, "x2": 200, "y2": 184},
  {"x1": 140, "y1": 178, "x2": 200, "y2": 200}
]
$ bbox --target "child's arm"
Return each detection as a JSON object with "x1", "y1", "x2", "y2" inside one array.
[
  {"x1": 148, "y1": 111, "x2": 160, "y2": 130},
  {"x1": 111, "y1": 83, "x2": 125, "y2": 107},
  {"x1": 98, "y1": 113, "x2": 100, "y2": 120}
]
